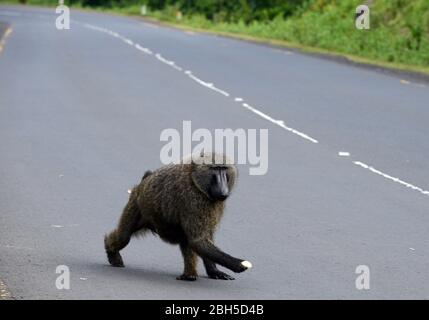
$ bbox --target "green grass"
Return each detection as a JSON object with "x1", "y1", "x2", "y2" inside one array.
[
  {"x1": 142, "y1": 0, "x2": 429, "y2": 72},
  {"x1": 2, "y1": 0, "x2": 429, "y2": 75}
]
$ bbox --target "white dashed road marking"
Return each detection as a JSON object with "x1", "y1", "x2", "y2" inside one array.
[
  {"x1": 184, "y1": 70, "x2": 230, "y2": 97},
  {"x1": 354, "y1": 161, "x2": 429, "y2": 197},
  {"x1": 155, "y1": 53, "x2": 183, "y2": 71},
  {"x1": 121, "y1": 38, "x2": 134, "y2": 46},
  {"x1": 135, "y1": 43, "x2": 153, "y2": 55},
  {"x1": 242, "y1": 103, "x2": 318, "y2": 143}
]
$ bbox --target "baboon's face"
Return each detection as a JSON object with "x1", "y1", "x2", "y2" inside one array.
[
  {"x1": 192, "y1": 164, "x2": 236, "y2": 202},
  {"x1": 208, "y1": 166, "x2": 231, "y2": 201}
]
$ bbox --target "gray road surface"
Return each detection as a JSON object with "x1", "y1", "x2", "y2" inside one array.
[{"x1": 1, "y1": 5, "x2": 429, "y2": 299}]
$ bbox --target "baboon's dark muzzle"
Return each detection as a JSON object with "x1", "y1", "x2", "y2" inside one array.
[
  {"x1": 215, "y1": 193, "x2": 228, "y2": 201},
  {"x1": 210, "y1": 171, "x2": 229, "y2": 201}
]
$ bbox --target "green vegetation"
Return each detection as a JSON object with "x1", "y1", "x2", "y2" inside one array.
[{"x1": 3, "y1": 0, "x2": 429, "y2": 72}]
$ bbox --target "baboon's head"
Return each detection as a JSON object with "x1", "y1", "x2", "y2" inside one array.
[{"x1": 188, "y1": 151, "x2": 237, "y2": 202}]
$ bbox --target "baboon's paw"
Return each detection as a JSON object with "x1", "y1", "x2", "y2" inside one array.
[
  {"x1": 176, "y1": 274, "x2": 198, "y2": 281},
  {"x1": 208, "y1": 271, "x2": 235, "y2": 280},
  {"x1": 107, "y1": 252, "x2": 124, "y2": 267}
]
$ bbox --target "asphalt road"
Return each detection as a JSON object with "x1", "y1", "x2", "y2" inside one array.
[{"x1": 1, "y1": 5, "x2": 429, "y2": 300}]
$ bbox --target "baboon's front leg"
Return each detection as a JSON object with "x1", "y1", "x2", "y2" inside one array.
[
  {"x1": 203, "y1": 258, "x2": 235, "y2": 280},
  {"x1": 190, "y1": 239, "x2": 251, "y2": 273},
  {"x1": 177, "y1": 243, "x2": 198, "y2": 281}
]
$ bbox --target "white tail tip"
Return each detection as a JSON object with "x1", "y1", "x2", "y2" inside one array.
[{"x1": 241, "y1": 260, "x2": 252, "y2": 269}]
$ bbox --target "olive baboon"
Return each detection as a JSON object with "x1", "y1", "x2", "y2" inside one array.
[{"x1": 104, "y1": 151, "x2": 252, "y2": 281}]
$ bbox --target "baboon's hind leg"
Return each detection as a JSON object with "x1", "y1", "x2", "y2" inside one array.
[
  {"x1": 105, "y1": 193, "x2": 143, "y2": 267},
  {"x1": 177, "y1": 243, "x2": 198, "y2": 281}
]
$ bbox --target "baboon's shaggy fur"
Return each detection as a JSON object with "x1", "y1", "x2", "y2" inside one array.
[{"x1": 105, "y1": 152, "x2": 251, "y2": 281}]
